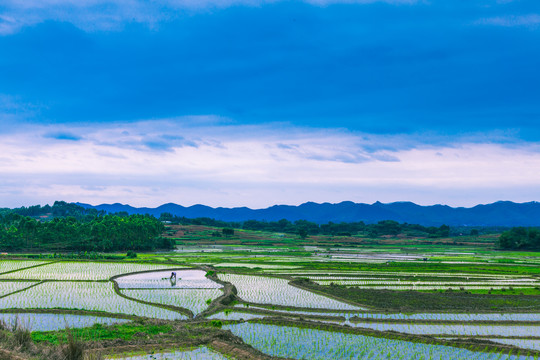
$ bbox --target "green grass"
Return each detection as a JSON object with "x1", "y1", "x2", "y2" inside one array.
[
  {"x1": 32, "y1": 321, "x2": 172, "y2": 344},
  {"x1": 459, "y1": 287, "x2": 540, "y2": 296},
  {"x1": 292, "y1": 280, "x2": 540, "y2": 312}
]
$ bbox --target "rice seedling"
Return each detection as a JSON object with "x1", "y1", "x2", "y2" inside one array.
[
  {"x1": 223, "y1": 322, "x2": 537, "y2": 359},
  {"x1": 481, "y1": 339, "x2": 540, "y2": 352},
  {"x1": 228, "y1": 305, "x2": 540, "y2": 325},
  {"x1": 0, "y1": 282, "x2": 186, "y2": 320},
  {"x1": 232, "y1": 304, "x2": 357, "y2": 317},
  {"x1": 348, "y1": 312, "x2": 540, "y2": 322},
  {"x1": 0, "y1": 313, "x2": 129, "y2": 332},
  {"x1": 0, "y1": 261, "x2": 51, "y2": 274},
  {"x1": 0, "y1": 281, "x2": 38, "y2": 297},
  {"x1": 218, "y1": 273, "x2": 363, "y2": 310},
  {"x1": 348, "y1": 322, "x2": 540, "y2": 337},
  {"x1": 106, "y1": 346, "x2": 229, "y2": 359},
  {"x1": 0, "y1": 262, "x2": 184, "y2": 281},
  {"x1": 207, "y1": 311, "x2": 267, "y2": 321},
  {"x1": 116, "y1": 270, "x2": 221, "y2": 289},
  {"x1": 121, "y1": 288, "x2": 222, "y2": 315}
]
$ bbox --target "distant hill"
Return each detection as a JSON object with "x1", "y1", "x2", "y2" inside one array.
[{"x1": 74, "y1": 201, "x2": 540, "y2": 227}]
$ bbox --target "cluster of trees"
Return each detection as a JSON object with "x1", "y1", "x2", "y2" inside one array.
[
  {"x1": 8, "y1": 201, "x2": 105, "y2": 220},
  {"x1": 159, "y1": 213, "x2": 241, "y2": 228},
  {"x1": 240, "y1": 218, "x2": 451, "y2": 238},
  {"x1": 159, "y1": 213, "x2": 451, "y2": 238},
  {"x1": 498, "y1": 227, "x2": 540, "y2": 250},
  {"x1": 0, "y1": 205, "x2": 172, "y2": 252},
  {"x1": 244, "y1": 219, "x2": 450, "y2": 238}
]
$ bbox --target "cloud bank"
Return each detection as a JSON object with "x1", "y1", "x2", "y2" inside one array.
[
  {"x1": 1, "y1": 121, "x2": 539, "y2": 208},
  {"x1": 0, "y1": 0, "x2": 420, "y2": 34}
]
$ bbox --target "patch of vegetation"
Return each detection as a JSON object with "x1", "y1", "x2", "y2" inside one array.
[
  {"x1": 498, "y1": 227, "x2": 540, "y2": 250},
  {"x1": 455, "y1": 287, "x2": 540, "y2": 296},
  {"x1": 22, "y1": 320, "x2": 276, "y2": 360},
  {"x1": 292, "y1": 279, "x2": 540, "y2": 312},
  {"x1": 32, "y1": 322, "x2": 173, "y2": 344},
  {"x1": 0, "y1": 212, "x2": 173, "y2": 252}
]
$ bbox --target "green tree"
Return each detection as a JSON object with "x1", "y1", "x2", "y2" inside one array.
[
  {"x1": 498, "y1": 227, "x2": 528, "y2": 249},
  {"x1": 222, "y1": 228, "x2": 235, "y2": 237},
  {"x1": 298, "y1": 228, "x2": 308, "y2": 239}
]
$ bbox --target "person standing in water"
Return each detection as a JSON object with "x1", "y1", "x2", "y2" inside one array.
[{"x1": 169, "y1": 271, "x2": 177, "y2": 286}]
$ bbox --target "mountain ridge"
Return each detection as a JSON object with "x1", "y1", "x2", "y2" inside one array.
[{"x1": 74, "y1": 200, "x2": 540, "y2": 227}]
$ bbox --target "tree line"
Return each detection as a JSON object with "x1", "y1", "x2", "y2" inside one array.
[
  {"x1": 498, "y1": 227, "x2": 540, "y2": 250},
  {"x1": 0, "y1": 203, "x2": 172, "y2": 252},
  {"x1": 159, "y1": 213, "x2": 451, "y2": 238},
  {"x1": 5, "y1": 201, "x2": 106, "y2": 220},
  {"x1": 0, "y1": 201, "x2": 461, "y2": 253}
]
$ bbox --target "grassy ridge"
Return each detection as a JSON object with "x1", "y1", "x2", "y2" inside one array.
[{"x1": 291, "y1": 280, "x2": 540, "y2": 312}]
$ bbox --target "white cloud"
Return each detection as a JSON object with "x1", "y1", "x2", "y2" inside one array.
[
  {"x1": 476, "y1": 14, "x2": 540, "y2": 28},
  {"x1": 0, "y1": 0, "x2": 419, "y2": 34},
  {"x1": 1, "y1": 120, "x2": 540, "y2": 208},
  {"x1": 305, "y1": 0, "x2": 417, "y2": 5}
]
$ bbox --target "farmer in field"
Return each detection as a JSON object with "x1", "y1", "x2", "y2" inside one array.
[{"x1": 169, "y1": 271, "x2": 177, "y2": 286}]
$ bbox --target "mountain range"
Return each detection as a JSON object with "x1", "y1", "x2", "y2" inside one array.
[{"x1": 74, "y1": 201, "x2": 540, "y2": 227}]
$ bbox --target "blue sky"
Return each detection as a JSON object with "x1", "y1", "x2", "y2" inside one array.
[{"x1": 1, "y1": 0, "x2": 540, "y2": 208}]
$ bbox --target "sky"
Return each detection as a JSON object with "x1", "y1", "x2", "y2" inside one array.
[{"x1": 1, "y1": 0, "x2": 540, "y2": 209}]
